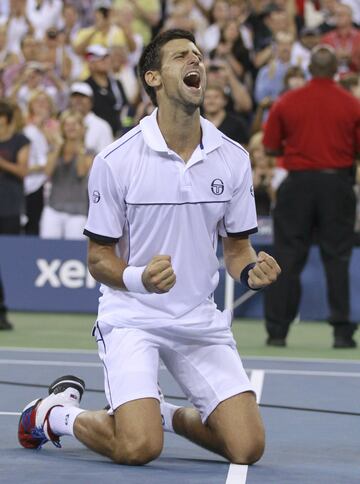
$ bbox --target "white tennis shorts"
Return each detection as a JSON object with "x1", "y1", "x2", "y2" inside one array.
[{"x1": 93, "y1": 312, "x2": 254, "y2": 423}]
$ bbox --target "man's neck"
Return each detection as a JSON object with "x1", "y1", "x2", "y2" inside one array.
[
  {"x1": 157, "y1": 106, "x2": 202, "y2": 163},
  {"x1": 91, "y1": 72, "x2": 108, "y2": 87}
]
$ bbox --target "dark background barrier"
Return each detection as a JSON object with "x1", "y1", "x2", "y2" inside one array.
[{"x1": 1, "y1": 235, "x2": 360, "y2": 321}]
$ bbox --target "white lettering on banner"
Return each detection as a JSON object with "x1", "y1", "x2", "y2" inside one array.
[{"x1": 35, "y1": 259, "x2": 96, "y2": 289}]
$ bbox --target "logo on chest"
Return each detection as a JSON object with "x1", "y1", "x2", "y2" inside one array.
[{"x1": 211, "y1": 178, "x2": 224, "y2": 195}]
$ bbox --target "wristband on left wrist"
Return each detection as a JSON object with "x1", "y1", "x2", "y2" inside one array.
[{"x1": 240, "y1": 262, "x2": 261, "y2": 290}]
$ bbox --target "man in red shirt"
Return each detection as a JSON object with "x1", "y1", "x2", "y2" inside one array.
[
  {"x1": 263, "y1": 44, "x2": 360, "y2": 349},
  {"x1": 322, "y1": 3, "x2": 360, "y2": 72}
]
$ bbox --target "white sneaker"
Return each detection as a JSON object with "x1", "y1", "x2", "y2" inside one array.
[{"x1": 18, "y1": 375, "x2": 85, "y2": 449}]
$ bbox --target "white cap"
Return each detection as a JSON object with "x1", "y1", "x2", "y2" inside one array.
[
  {"x1": 94, "y1": 0, "x2": 112, "y2": 10},
  {"x1": 85, "y1": 44, "x2": 109, "y2": 60},
  {"x1": 70, "y1": 82, "x2": 93, "y2": 97}
]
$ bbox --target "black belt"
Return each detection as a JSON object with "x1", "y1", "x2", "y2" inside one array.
[{"x1": 289, "y1": 168, "x2": 354, "y2": 176}]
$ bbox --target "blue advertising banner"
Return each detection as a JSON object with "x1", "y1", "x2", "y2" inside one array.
[{"x1": 1, "y1": 235, "x2": 360, "y2": 320}]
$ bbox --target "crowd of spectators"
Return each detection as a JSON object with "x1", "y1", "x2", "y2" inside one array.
[{"x1": 0, "y1": 0, "x2": 359, "y2": 241}]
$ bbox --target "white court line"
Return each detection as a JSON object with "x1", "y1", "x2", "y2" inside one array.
[
  {"x1": 0, "y1": 412, "x2": 20, "y2": 416},
  {"x1": 0, "y1": 359, "x2": 101, "y2": 368},
  {"x1": 247, "y1": 369, "x2": 360, "y2": 378},
  {"x1": 2, "y1": 348, "x2": 360, "y2": 365},
  {"x1": 0, "y1": 347, "x2": 97, "y2": 354},
  {"x1": 1, "y1": 359, "x2": 359, "y2": 378},
  {"x1": 243, "y1": 355, "x2": 360, "y2": 365},
  {"x1": 225, "y1": 370, "x2": 265, "y2": 484}
]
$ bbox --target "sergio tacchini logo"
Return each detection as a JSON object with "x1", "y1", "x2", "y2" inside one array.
[{"x1": 211, "y1": 178, "x2": 224, "y2": 195}]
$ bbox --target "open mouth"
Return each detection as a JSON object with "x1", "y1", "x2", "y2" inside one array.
[{"x1": 183, "y1": 71, "x2": 201, "y2": 89}]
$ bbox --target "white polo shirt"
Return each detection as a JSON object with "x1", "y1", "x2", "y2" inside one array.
[{"x1": 84, "y1": 109, "x2": 257, "y2": 329}]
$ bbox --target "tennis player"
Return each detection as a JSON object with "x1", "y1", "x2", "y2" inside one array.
[{"x1": 18, "y1": 29, "x2": 281, "y2": 465}]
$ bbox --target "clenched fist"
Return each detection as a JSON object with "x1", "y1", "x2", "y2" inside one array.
[
  {"x1": 248, "y1": 251, "x2": 281, "y2": 290},
  {"x1": 142, "y1": 255, "x2": 176, "y2": 294}
]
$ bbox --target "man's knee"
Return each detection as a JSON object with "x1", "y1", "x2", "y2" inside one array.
[
  {"x1": 224, "y1": 434, "x2": 265, "y2": 465},
  {"x1": 111, "y1": 435, "x2": 163, "y2": 465}
]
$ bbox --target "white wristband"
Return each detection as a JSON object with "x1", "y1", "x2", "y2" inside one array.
[{"x1": 122, "y1": 266, "x2": 149, "y2": 294}]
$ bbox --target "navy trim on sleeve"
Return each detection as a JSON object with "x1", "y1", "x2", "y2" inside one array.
[
  {"x1": 226, "y1": 227, "x2": 258, "y2": 238},
  {"x1": 83, "y1": 229, "x2": 120, "y2": 245}
]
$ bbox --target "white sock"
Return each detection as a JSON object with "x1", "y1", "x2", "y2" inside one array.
[
  {"x1": 160, "y1": 401, "x2": 181, "y2": 433},
  {"x1": 48, "y1": 406, "x2": 85, "y2": 437}
]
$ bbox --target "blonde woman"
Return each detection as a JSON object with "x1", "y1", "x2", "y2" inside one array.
[
  {"x1": 23, "y1": 89, "x2": 58, "y2": 234},
  {"x1": 40, "y1": 111, "x2": 93, "y2": 239}
]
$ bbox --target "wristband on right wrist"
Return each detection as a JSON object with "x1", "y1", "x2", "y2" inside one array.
[{"x1": 122, "y1": 265, "x2": 148, "y2": 294}]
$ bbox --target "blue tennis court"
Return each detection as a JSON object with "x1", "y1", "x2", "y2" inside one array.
[{"x1": 1, "y1": 347, "x2": 359, "y2": 484}]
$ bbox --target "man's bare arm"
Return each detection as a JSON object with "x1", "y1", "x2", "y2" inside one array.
[
  {"x1": 223, "y1": 236, "x2": 281, "y2": 289},
  {"x1": 87, "y1": 239, "x2": 176, "y2": 293}
]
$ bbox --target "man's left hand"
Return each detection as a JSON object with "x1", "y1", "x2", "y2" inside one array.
[{"x1": 248, "y1": 251, "x2": 281, "y2": 290}]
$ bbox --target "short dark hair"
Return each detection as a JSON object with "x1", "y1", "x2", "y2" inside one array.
[
  {"x1": 0, "y1": 100, "x2": 14, "y2": 124},
  {"x1": 138, "y1": 29, "x2": 196, "y2": 106}
]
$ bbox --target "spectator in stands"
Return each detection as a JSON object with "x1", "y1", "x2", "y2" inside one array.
[
  {"x1": 317, "y1": 0, "x2": 341, "y2": 34},
  {"x1": 26, "y1": 0, "x2": 63, "y2": 41},
  {"x1": 8, "y1": 60, "x2": 67, "y2": 112},
  {"x1": 210, "y1": 19, "x2": 254, "y2": 85},
  {"x1": 202, "y1": 83, "x2": 249, "y2": 145},
  {"x1": 201, "y1": 0, "x2": 231, "y2": 53},
  {"x1": 114, "y1": 0, "x2": 161, "y2": 46},
  {"x1": 291, "y1": 26, "x2": 321, "y2": 71},
  {"x1": 248, "y1": 131, "x2": 274, "y2": 217},
  {"x1": 68, "y1": 81, "x2": 114, "y2": 153},
  {"x1": 0, "y1": 24, "x2": 18, "y2": 72},
  {"x1": 109, "y1": 44, "x2": 140, "y2": 105},
  {"x1": 254, "y1": 31, "x2": 294, "y2": 116},
  {"x1": 40, "y1": 111, "x2": 93, "y2": 240},
  {"x1": 322, "y1": 2, "x2": 360, "y2": 73},
  {"x1": 0, "y1": 99, "x2": 30, "y2": 232},
  {"x1": 263, "y1": 45, "x2": 360, "y2": 349},
  {"x1": 251, "y1": 64, "x2": 306, "y2": 135},
  {"x1": 85, "y1": 44, "x2": 129, "y2": 137},
  {"x1": 23, "y1": 89, "x2": 57, "y2": 235},
  {"x1": 2, "y1": 0, "x2": 33, "y2": 56},
  {"x1": 39, "y1": 27, "x2": 72, "y2": 82},
  {"x1": 250, "y1": 3, "x2": 296, "y2": 70},
  {"x1": 72, "y1": 0, "x2": 131, "y2": 57},
  {"x1": 0, "y1": 100, "x2": 30, "y2": 330},
  {"x1": 207, "y1": 59, "x2": 253, "y2": 114},
  {"x1": 2, "y1": 33, "x2": 39, "y2": 94},
  {"x1": 338, "y1": 70, "x2": 360, "y2": 98}
]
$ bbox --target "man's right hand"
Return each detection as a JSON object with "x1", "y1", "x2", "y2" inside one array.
[{"x1": 142, "y1": 255, "x2": 176, "y2": 294}]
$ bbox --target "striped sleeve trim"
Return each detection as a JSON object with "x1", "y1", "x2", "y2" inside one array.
[
  {"x1": 83, "y1": 229, "x2": 120, "y2": 244},
  {"x1": 226, "y1": 227, "x2": 258, "y2": 238}
]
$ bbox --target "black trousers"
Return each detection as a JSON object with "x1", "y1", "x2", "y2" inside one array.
[
  {"x1": 0, "y1": 215, "x2": 21, "y2": 315},
  {"x1": 25, "y1": 185, "x2": 44, "y2": 235},
  {"x1": 265, "y1": 171, "x2": 356, "y2": 338}
]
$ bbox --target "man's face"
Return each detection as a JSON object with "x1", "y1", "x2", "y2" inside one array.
[
  {"x1": 276, "y1": 39, "x2": 293, "y2": 62},
  {"x1": 22, "y1": 36, "x2": 38, "y2": 61},
  {"x1": 69, "y1": 94, "x2": 92, "y2": 115},
  {"x1": 89, "y1": 55, "x2": 111, "y2": 74},
  {"x1": 301, "y1": 33, "x2": 320, "y2": 50},
  {"x1": 334, "y1": 5, "x2": 352, "y2": 29},
  {"x1": 154, "y1": 38, "x2": 206, "y2": 110},
  {"x1": 203, "y1": 88, "x2": 226, "y2": 115}
]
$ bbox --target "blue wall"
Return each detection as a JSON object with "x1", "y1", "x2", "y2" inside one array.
[{"x1": 1, "y1": 235, "x2": 360, "y2": 321}]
